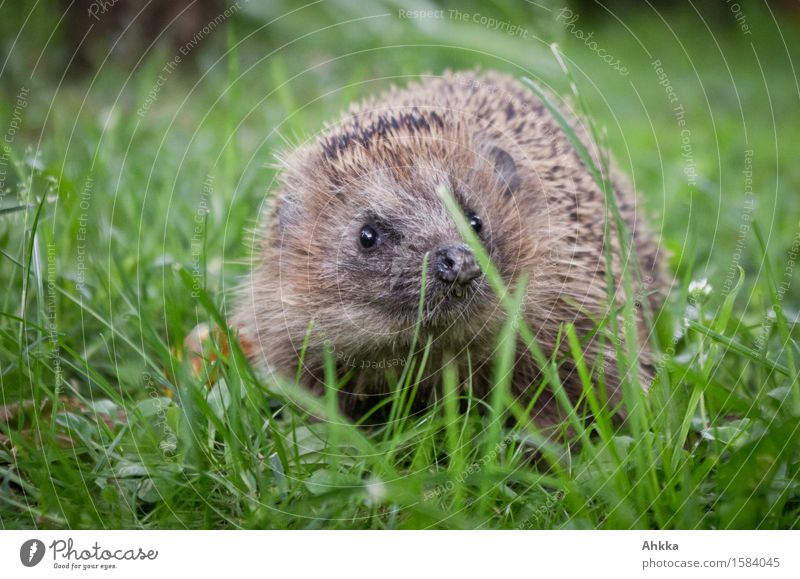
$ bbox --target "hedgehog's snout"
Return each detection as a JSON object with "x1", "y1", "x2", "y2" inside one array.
[{"x1": 433, "y1": 245, "x2": 481, "y2": 293}]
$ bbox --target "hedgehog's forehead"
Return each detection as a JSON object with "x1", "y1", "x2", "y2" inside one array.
[
  {"x1": 312, "y1": 127, "x2": 477, "y2": 203},
  {"x1": 284, "y1": 106, "x2": 489, "y2": 213},
  {"x1": 319, "y1": 106, "x2": 449, "y2": 161},
  {"x1": 318, "y1": 161, "x2": 453, "y2": 219},
  {"x1": 327, "y1": 152, "x2": 454, "y2": 191}
]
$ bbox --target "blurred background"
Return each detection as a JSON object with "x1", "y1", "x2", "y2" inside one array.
[{"x1": 1, "y1": 0, "x2": 799, "y2": 395}]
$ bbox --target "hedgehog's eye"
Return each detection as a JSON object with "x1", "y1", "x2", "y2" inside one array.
[
  {"x1": 359, "y1": 224, "x2": 380, "y2": 250},
  {"x1": 467, "y1": 211, "x2": 483, "y2": 234}
]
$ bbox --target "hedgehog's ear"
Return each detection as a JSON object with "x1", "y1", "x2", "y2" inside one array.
[
  {"x1": 274, "y1": 193, "x2": 296, "y2": 232},
  {"x1": 486, "y1": 144, "x2": 520, "y2": 196}
]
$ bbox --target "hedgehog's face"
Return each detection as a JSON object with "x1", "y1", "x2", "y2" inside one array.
[
  {"x1": 275, "y1": 143, "x2": 524, "y2": 352},
  {"x1": 353, "y1": 203, "x2": 484, "y2": 305},
  {"x1": 358, "y1": 211, "x2": 484, "y2": 298},
  {"x1": 336, "y1": 192, "x2": 494, "y2": 344}
]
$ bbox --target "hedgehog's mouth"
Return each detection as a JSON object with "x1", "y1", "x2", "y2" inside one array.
[
  {"x1": 437, "y1": 279, "x2": 477, "y2": 303},
  {"x1": 451, "y1": 284, "x2": 467, "y2": 299},
  {"x1": 422, "y1": 277, "x2": 486, "y2": 328}
]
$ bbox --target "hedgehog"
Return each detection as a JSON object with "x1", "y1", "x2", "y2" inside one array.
[{"x1": 233, "y1": 70, "x2": 665, "y2": 431}]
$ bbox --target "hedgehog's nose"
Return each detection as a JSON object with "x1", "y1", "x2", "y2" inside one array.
[{"x1": 434, "y1": 245, "x2": 481, "y2": 286}]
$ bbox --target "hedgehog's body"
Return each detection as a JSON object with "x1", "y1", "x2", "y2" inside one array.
[{"x1": 234, "y1": 71, "x2": 665, "y2": 428}]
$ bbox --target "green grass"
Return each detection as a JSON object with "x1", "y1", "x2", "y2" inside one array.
[{"x1": 1, "y1": 1, "x2": 799, "y2": 529}]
